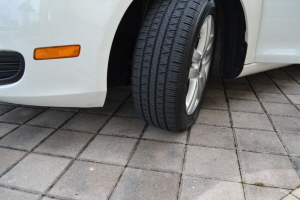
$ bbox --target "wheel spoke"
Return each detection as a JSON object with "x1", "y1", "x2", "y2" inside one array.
[
  {"x1": 189, "y1": 67, "x2": 199, "y2": 79},
  {"x1": 202, "y1": 44, "x2": 214, "y2": 66},
  {"x1": 205, "y1": 16, "x2": 212, "y2": 49},
  {"x1": 202, "y1": 17, "x2": 215, "y2": 68},
  {"x1": 192, "y1": 50, "x2": 202, "y2": 64},
  {"x1": 196, "y1": 76, "x2": 203, "y2": 100},
  {"x1": 204, "y1": 63, "x2": 210, "y2": 79},
  {"x1": 186, "y1": 15, "x2": 215, "y2": 116},
  {"x1": 196, "y1": 18, "x2": 208, "y2": 55},
  {"x1": 200, "y1": 66, "x2": 207, "y2": 86},
  {"x1": 186, "y1": 79, "x2": 199, "y2": 115}
]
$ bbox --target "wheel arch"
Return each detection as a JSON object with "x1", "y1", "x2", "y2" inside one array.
[
  {"x1": 210, "y1": 0, "x2": 248, "y2": 79},
  {"x1": 107, "y1": 0, "x2": 248, "y2": 87},
  {"x1": 107, "y1": 0, "x2": 149, "y2": 88}
]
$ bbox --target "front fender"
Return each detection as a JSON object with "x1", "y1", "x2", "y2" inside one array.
[{"x1": 0, "y1": 0, "x2": 132, "y2": 107}]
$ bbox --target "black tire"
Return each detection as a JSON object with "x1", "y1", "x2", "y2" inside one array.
[{"x1": 132, "y1": 0, "x2": 216, "y2": 132}]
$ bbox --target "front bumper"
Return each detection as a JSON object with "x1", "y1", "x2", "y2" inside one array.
[{"x1": 0, "y1": 0, "x2": 132, "y2": 107}]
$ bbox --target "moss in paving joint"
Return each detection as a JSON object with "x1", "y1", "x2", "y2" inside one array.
[
  {"x1": 297, "y1": 155, "x2": 300, "y2": 158},
  {"x1": 241, "y1": 180, "x2": 246, "y2": 184},
  {"x1": 255, "y1": 182, "x2": 266, "y2": 187}
]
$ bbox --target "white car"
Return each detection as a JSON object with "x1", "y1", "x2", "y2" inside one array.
[{"x1": 0, "y1": 0, "x2": 299, "y2": 131}]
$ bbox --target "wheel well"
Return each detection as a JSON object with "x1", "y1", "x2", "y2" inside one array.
[
  {"x1": 210, "y1": 0, "x2": 247, "y2": 79},
  {"x1": 107, "y1": 0, "x2": 247, "y2": 87},
  {"x1": 107, "y1": 0, "x2": 149, "y2": 88}
]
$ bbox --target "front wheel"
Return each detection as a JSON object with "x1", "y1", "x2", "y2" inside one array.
[{"x1": 132, "y1": 0, "x2": 216, "y2": 132}]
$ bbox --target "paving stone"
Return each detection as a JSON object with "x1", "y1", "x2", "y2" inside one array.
[
  {"x1": 81, "y1": 101, "x2": 122, "y2": 115},
  {"x1": 252, "y1": 84, "x2": 281, "y2": 94},
  {"x1": 287, "y1": 94, "x2": 300, "y2": 105},
  {"x1": 106, "y1": 90, "x2": 131, "y2": 101},
  {"x1": 79, "y1": 135, "x2": 137, "y2": 166},
  {"x1": 204, "y1": 89, "x2": 225, "y2": 98},
  {"x1": 292, "y1": 157, "x2": 300, "y2": 176},
  {"x1": 62, "y1": 113, "x2": 109, "y2": 133},
  {"x1": 49, "y1": 107, "x2": 80, "y2": 112},
  {"x1": 0, "y1": 126, "x2": 53, "y2": 151},
  {"x1": 202, "y1": 98, "x2": 228, "y2": 110},
  {"x1": 263, "y1": 102, "x2": 300, "y2": 117},
  {"x1": 0, "y1": 107, "x2": 43, "y2": 124},
  {"x1": 0, "y1": 148, "x2": 26, "y2": 175},
  {"x1": 282, "y1": 194, "x2": 299, "y2": 200},
  {"x1": 239, "y1": 151, "x2": 300, "y2": 189},
  {"x1": 100, "y1": 116, "x2": 145, "y2": 138},
  {"x1": 257, "y1": 92, "x2": 289, "y2": 103},
  {"x1": 274, "y1": 79, "x2": 300, "y2": 87},
  {"x1": 189, "y1": 124, "x2": 235, "y2": 149},
  {"x1": 179, "y1": 176, "x2": 244, "y2": 200},
  {"x1": 288, "y1": 75, "x2": 300, "y2": 82},
  {"x1": 232, "y1": 112, "x2": 273, "y2": 131},
  {"x1": 0, "y1": 153, "x2": 71, "y2": 193},
  {"x1": 224, "y1": 80, "x2": 252, "y2": 91},
  {"x1": 27, "y1": 110, "x2": 74, "y2": 128},
  {"x1": 41, "y1": 197, "x2": 59, "y2": 200},
  {"x1": 0, "y1": 123, "x2": 18, "y2": 138},
  {"x1": 284, "y1": 65, "x2": 300, "y2": 71},
  {"x1": 0, "y1": 187, "x2": 40, "y2": 200},
  {"x1": 35, "y1": 130, "x2": 93, "y2": 157},
  {"x1": 207, "y1": 76, "x2": 224, "y2": 89},
  {"x1": 267, "y1": 69, "x2": 285, "y2": 74},
  {"x1": 292, "y1": 188, "x2": 300, "y2": 199},
  {"x1": 270, "y1": 115, "x2": 300, "y2": 133},
  {"x1": 235, "y1": 129, "x2": 286, "y2": 155},
  {"x1": 142, "y1": 125, "x2": 188, "y2": 144},
  {"x1": 129, "y1": 140, "x2": 185, "y2": 173},
  {"x1": 280, "y1": 86, "x2": 300, "y2": 95},
  {"x1": 248, "y1": 74, "x2": 274, "y2": 85},
  {"x1": 0, "y1": 105, "x2": 15, "y2": 115},
  {"x1": 226, "y1": 90, "x2": 257, "y2": 101},
  {"x1": 196, "y1": 109, "x2": 231, "y2": 127},
  {"x1": 280, "y1": 133, "x2": 300, "y2": 156},
  {"x1": 110, "y1": 168, "x2": 180, "y2": 200},
  {"x1": 48, "y1": 161, "x2": 123, "y2": 200},
  {"x1": 244, "y1": 184, "x2": 291, "y2": 200},
  {"x1": 115, "y1": 102, "x2": 138, "y2": 118},
  {"x1": 268, "y1": 72, "x2": 292, "y2": 80},
  {"x1": 293, "y1": 75, "x2": 300, "y2": 81},
  {"x1": 229, "y1": 99, "x2": 264, "y2": 113},
  {"x1": 184, "y1": 146, "x2": 240, "y2": 182}
]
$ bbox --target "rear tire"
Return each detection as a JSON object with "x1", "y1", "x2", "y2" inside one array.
[{"x1": 132, "y1": 0, "x2": 216, "y2": 132}]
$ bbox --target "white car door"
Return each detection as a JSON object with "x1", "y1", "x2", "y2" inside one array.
[{"x1": 255, "y1": 0, "x2": 300, "y2": 64}]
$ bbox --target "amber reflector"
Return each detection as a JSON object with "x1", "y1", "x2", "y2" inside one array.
[{"x1": 34, "y1": 45, "x2": 81, "y2": 60}]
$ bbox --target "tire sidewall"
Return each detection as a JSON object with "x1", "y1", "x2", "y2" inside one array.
[{"x1": 178, "y1": 0, "x2": 217, "y2": 131}]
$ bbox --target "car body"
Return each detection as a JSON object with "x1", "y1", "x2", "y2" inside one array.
[{"x1": 0, "y1": 0, "x2": 299, "y2": 108}]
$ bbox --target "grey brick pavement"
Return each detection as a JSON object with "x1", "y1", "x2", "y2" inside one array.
[{"x1": 0, "y1": 65, "x2": 300, "y2": 200}]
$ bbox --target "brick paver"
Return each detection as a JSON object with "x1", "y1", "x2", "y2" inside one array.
[
  {"x1": 235, "y1": 129, "x2": 287, "y2": 155},
  {"x1": 0, "y1": 65, "x2": 300, "y2": 200},
  {"x1": 179, "y1": 176, "x2": 244, "y2": 200},
  {"x1": 239, "y1": 152, "x2": 300, "y2": 189},
  {"x1": 0, "y1": 123, "x2": 18, "y2": 138},
  {"x1": 110, "y1": 168, "x2": 180, "y2": 200},
  {"x1": 244, "y1": 185, "x2": 291, "y2": 200},
  {"x1": 48, "y1": 161, "x2": 123, "y2": 200},
  {"x1": 189, "y1": 125, "x2": 235, "y2": 149}
]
